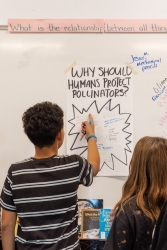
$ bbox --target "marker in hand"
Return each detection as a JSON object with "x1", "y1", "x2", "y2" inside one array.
[{"x1": 80, "y1": 119, "x2": 92, "y2": 141}]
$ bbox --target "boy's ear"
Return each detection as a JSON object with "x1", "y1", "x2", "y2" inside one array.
[
  {"x1": 56, "y1": 128, "x2": 64, "y2": 148},
  {"x1": 57, "y1": 129, "x2": 64, "y2": 140}
]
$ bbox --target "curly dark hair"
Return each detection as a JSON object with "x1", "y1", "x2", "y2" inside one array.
[{"x1": 22, "y1": 102, "x2": 64, "y2": 148}]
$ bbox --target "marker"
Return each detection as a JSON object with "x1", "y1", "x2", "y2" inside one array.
[{"x1": 80, "y1": 120, "x2": 92, "y2": 141}]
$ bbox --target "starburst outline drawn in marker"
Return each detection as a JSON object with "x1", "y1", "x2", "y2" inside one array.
[{"x1": 68, "y1": 99, "x2": 132, "y2": 171}]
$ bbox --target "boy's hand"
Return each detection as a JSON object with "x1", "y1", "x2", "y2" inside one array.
[{"x1": 81, "y1": 114, "x2": 95, "y2": 139}]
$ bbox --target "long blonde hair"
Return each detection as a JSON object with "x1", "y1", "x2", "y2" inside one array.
[{"x1": 112, "y1": 136, "x2": 167, "y2": 223}]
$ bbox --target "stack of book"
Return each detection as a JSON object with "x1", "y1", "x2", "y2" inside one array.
[
  {"x1": 77, "y1": 199, "x2": 103, "y2": 238},
  {"x1": 77, "y1": 199, "x2": 112, "y2": 240}
]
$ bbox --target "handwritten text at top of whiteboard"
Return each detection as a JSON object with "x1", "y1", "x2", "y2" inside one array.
[{"x1": 8, "y1": 19, "x2": 167, "y2": 33}]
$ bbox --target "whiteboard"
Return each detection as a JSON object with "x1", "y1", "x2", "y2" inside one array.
[
  {"x1": 0, "y1": 0, "x2": 167, "y2": 25},
  {"x1": 0, "y1": 30, "x2": 167, "y2": 208}
]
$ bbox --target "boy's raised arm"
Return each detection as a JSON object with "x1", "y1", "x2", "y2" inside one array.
[{"x1": 81, "y1": 114, "x2": 100, "y2": 176}]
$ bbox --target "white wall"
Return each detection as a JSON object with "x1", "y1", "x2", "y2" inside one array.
[{"x1": 0, "y1": 0, "x2": 167, "y2": 25}]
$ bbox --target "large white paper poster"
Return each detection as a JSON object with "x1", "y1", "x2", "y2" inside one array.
[{"x1": 67, "y1": 65, "x2": 133, "y2": 176}]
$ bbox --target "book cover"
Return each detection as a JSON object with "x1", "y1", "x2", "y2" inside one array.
[
  {"x1": 77, "y1": 199, "x2": 103, "y2": 238},
  {"x1": 82, "y1": 209, "x2": 100, "y2": 239},
  {"x1": 99, "y1": 208, "x2": 112, "y2": 239}
]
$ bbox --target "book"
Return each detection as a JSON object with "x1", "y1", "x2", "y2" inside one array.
[
  {"x1": 77, "y1": 199, "x2": 103, "y2": 238},
  {"x1": 99, "y1": 208, "x2": 112, "y2": 239},
  {"x1": 82, "y1": 209, "x2": 100, "y2": 239}
]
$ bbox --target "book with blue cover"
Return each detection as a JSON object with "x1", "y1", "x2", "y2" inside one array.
[{"x1": 99, "y1": 208, "x2": 112, "y2": 239}]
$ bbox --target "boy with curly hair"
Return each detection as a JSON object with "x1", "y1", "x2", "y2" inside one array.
[{"x1": 0, "y1": 101, "x2": 100, "y2": 250}]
